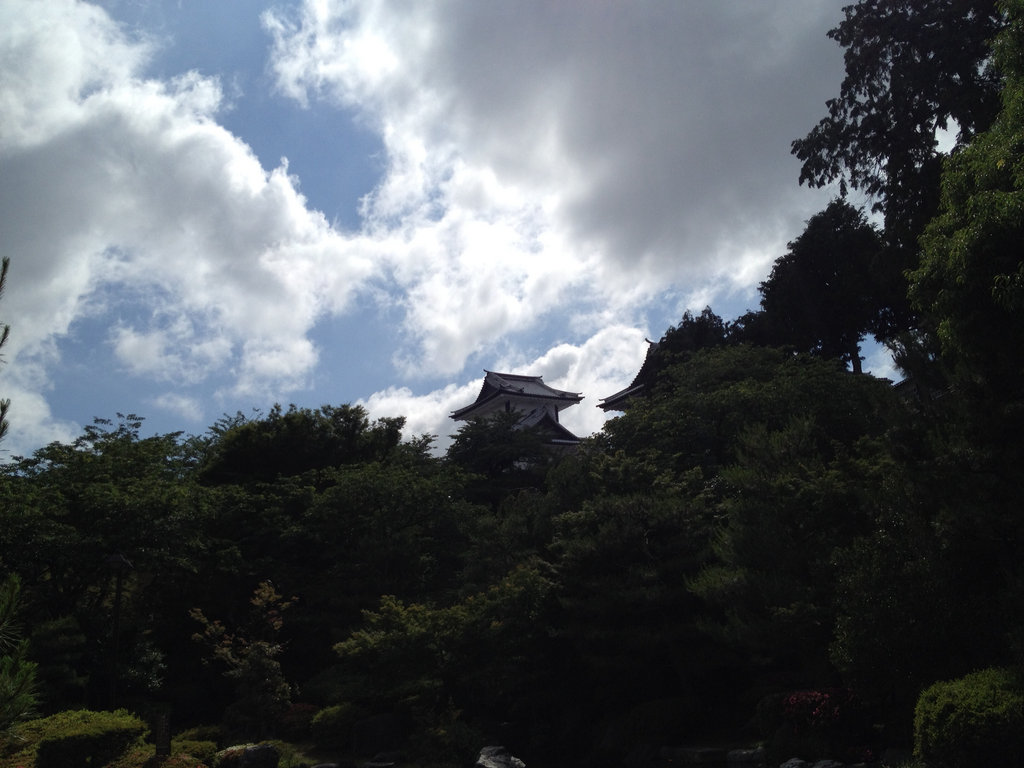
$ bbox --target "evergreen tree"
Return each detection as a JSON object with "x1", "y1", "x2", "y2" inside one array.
[{"x1": 0, "y1": 575, "x2": 38, "y2": 739}]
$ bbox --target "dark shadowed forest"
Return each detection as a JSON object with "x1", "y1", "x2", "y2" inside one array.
[{"x1": 4, "y1": 1, "x2": 1024, "y2": 767}]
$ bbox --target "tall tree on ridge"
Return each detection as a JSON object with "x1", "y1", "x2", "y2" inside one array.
[
  {"x1": 792, "y1": 0, "x2": 1005, "y2": 336},
  {"x1": 759, "y1": 199, "x2": 883, "y2": 374}
]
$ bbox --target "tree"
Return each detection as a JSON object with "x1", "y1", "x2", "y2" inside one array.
[
  {"x1": 685, "y1": 351, "x2": 900, "y2": 695},
  {"x1": 446, "y1": 411, "x2": 555, "y2": 506},
  {"x1": 792, "y1": 0, "x2": 1005, "y2": 335},
  {"x1": 0, "y1": 575, "x2": 38, "y2": 739},
  {"x1": 758, "y1": 199, "x2": 883, "y2": 373},
  {"x1": 0, "y1": 416, "x2": 203, "y2": 710},
  {"x1": 191, "y1": 581, "x2": 295, "y2": 741},
  {"x1": 906, "y1": 0, "x2": 1024, "y2": 666},
  {"x1": 332, "y1": 565, "x2": 558, "y2": 764},
  {"x1": 910, "y1": 0, "x2": 1024, "y2": 407},
  {"x1": 793, "y1": 0, "x2": 1003, "y2": 228},
  {"x1": 198, "y1": 404, "x2": 405, "y2": 485}
]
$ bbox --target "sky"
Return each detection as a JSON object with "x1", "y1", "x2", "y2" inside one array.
[{"x1": 0, "y1": 0, "x2": 896, "y2": 458}]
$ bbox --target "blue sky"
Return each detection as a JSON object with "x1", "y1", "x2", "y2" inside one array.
[{"x1": 0, "y1": 0, "x2": 892, "y2": 457}]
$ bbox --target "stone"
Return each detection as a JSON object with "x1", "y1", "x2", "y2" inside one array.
[
  {"x1": 213, "y1": 743, "x2": 280, "y2": 768},
  {"x1": 727, "y1": 746, "x2": 767, "y2": 766},
  {"x1": 779, "y1": 760, "x2": 810, "y2": 768},
  {"x1": 242, "y1": 744, "x2": 280, "y2": 768},
  {"x1": 476, "y1": 745, "x2": 526, "y2": 768}
]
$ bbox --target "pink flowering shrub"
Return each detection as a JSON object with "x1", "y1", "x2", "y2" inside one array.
[{"x1": 764, "y1": 688, "x2": 872, "y2": 762}]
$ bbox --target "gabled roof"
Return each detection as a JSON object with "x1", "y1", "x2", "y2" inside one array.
[
  {"x1": 598, "y1": 340, "x2": 659, "y2": 412},
  {"x1": 451, "y1": 370, "x2": 583, "y2": 421},
  {"x1": 515, "y1": 404, "x2": 581, "y2": 446}
]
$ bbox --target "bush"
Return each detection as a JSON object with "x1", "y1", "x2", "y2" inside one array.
[
  {"x1": 914, "y1": 667, "x2": 1024, "y2": 768},
  {"x1": 278, "y1": 702, "x2": 318, "y2": 741},
  {"x1": 310, "y1": 702, "x2": 361, "y2": 751},
  {"x1": 174, "y1": 723, "x2": 222, "y2": 744},
  {"x1": 171, "y1": 737, "x2": 219, "y2": 763},
  {"x1": 758, "y1": 688, "x2": 873, "y2": 764},
  {"x1": 26, "y1": 709, "x2": 148, "y2": 768}
]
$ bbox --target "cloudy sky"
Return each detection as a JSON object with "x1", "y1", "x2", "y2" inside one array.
[{"x1": 0, "y1": 0, "x2": 892, "y2": 457}]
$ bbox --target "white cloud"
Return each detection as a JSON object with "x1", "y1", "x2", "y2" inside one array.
[
  {"x1": 150, "y1": 391, "x2": 204, "y2": 424},
  {"x1": 265, "y1": 0, "x2": 844, "y2": 379},
  {"x1": 0, "y1": 0, "x2": 381, "y2": 454},
  {"x1": 0, "y1": 0, "x2": 851, "y2": 457},
  {"x1": 362, "y1": 323, "x2": 651, "y2": 452}
]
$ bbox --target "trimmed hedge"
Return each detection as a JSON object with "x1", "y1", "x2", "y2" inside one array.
[
  {"x1": 1, "y1": 709, "x2": 148, "y2": 768},
  {"x1": 171, "y1": 737, "x2": 219, "y2": 763},
  {"x1": 310, "y1": 702, "x2": 360, "y2": 751},
  {"x1": 914, "y1": 667, "x2": 1024, "y2": 768}
]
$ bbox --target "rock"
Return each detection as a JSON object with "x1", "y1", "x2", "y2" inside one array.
[
  {"x1": 727, "y1": 746, "x2": 767, "y2": 766},
  {"x1": 810, "y1": 761, "x2": 845, "y2": 768},
  {"x1": 242, "y1": 744, "x2": 281, "y2": 768},
  {"x1": 214, "y1": 743, "x2": 280, "y2": 768},
  {"x1": 476, "y1": 745, "x2": 526, "y2": 768},
  {"x1": 779, "y1": 759, "x2": 810, "y2": 768}
]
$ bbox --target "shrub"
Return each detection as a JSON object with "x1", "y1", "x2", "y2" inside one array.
[
  {"x1": 171, "y1": 737, "x2": 219, "y2": 763},
  {"x1": 596, "y1": 696, "x2": 699, "y2": 760},
  {"x1": 28, "y1": 709, "x2": 148, "y2": 768},
  {"x1": 409, "y1": 703, "x2": 483, "y2": 768},
  {"x1": 174, "y1": 724, "x2": 222, "y2": 744},
  {"x1": 762, "y1": 688, "x2": 872, "y2": 763},
  {"x1": 278, "y1": 702, "x2": 318, "y2": 741},
  {"x1": 310, "y1": 702, "x2": 361, "y2": 751},
  {"x1": 914, "y1": 667, "x2": 1024, "y2": 768}
]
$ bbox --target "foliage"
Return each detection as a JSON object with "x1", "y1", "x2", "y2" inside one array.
[
  {"x1": 173, "y1": 724, "x2": 221, "y2": 743},
  {"x1": 906, "y1": 0, "x2": 1024, "y2": 666},
  {"x1": 552, "y1": 493, "x2": 713, "y2": 720},
  {"x1": 0, "y1": 414, "x2": 202, "y2": 709},
  {"x1": 167, "y1": 736, "x2": 218, "y2": 763},
  {"x1": 792, "y1": 0, "x2": 1004, "y2": 238},
  {"x1": 0, "y1": 708, "x2": 147, "y2": 768},
  {"x1": 0, "y1": 575, "x2": 37, "y2": 740},
  {"x1": 446, "y1": 411, "x2": 557, "y2": 506},
  {"x1": 913, "y1": 667, "x2": 1024, "y2": 768},
  {"x1": 911, "y1": 0, "x2": 1024, "y2": 405},
  {"x1": 685, "y1": 351, "x2": 900, "y2": 693},
  {"x1": 310, "y1": 702, "x2": 361, "y2": 751},
  {"x1": 333, "y1": 565, "x2": 556, "y2": 759},
  {"x1": 766, "y1": 688, "x2": 871, "y2": 763},
  {"x1": 198, "y1": 404, "x2": 404, "y2": 485},
  {"x1": 11, "y1": 13, "x2": 1024, "y2": 745},
  {"x1": 191, "y1": 581, "x2": 295, "y2": 741},
  {"x1": 277, "y1": 702, "x2": 317, "y2": 742},
  {"x1": 758, "y1": 199, "x2": 884, "y2": 372}
]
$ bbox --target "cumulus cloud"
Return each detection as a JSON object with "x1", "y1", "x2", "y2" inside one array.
[
  {"x1": 0, "y1": 0, "x2": 379, "y2": 453},
  {"x1": 361, "y1": 323, "x2": 650, "y2": 452},
  {"x1": 1, "y1": 0, "x2": 851, "y2": 457},
  {"x1": 264, "y1": 0, "x2": 844, "y2": 380}
]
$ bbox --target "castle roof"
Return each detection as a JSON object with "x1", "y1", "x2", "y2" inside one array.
[
  {"x1": 451, "y1": 371, "x2": 584, "y2": 421},
  {"x1": 598, "y1": 340, "x2": 659, "y2": 412}
]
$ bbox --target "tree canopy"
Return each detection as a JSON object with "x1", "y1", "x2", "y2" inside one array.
[{"x1": 5, "y1": 3, "x2": 1024, "y2": 765}]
